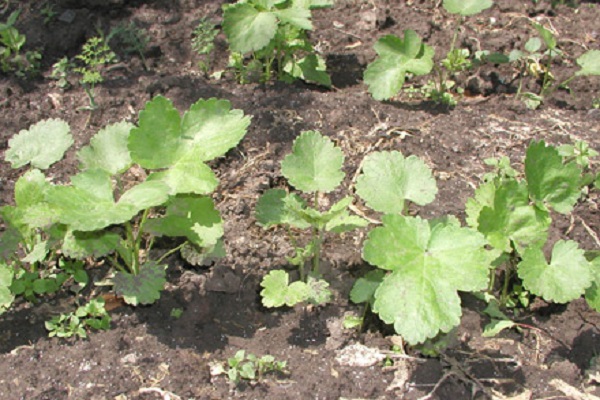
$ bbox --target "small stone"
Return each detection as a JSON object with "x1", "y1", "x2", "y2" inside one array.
[
  {"x1": 58, "y1": 10, "x2": 76, "y2": 24},
  {"x1": 120, "y1": 353, "x2": 137, "y2": 364}
]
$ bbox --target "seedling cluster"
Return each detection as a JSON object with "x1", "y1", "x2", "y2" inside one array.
[{"x1": 364, "y1": 0, "x2": 600, "y2": 107}]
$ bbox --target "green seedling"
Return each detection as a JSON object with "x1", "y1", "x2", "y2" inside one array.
[
  {"x1": 1, "y1": 96, "x2": 250, "y2": 307},
  {"x1": 558, "y1": 140, "x2": 598, "y2": 169},
  {"x1": 45, "y1": 298, "x2": 110, "y2": 339},
  {"x1": 191, "y1": 18, "x2": 218, "y2": 75},
  {"x1": 40, "y1": 2, "x2": 57, "y2": 25},
  {"x1": 466, "y1": 140, "x2": 600, "y2": 317},
  {"x1": 213, "y1": 350, "x2": 287, "y2": 385},
  {"x1": 170, "y1": 307, "x2": 183, "y2": 319},
  {"x1": 10, "y1": 269, "x2": 67, "y2": 302},
  {"x1": 222, "y1": 0, "x2": 332, "y2": 86},
  {"x1": 432, "y1": 0, "x2": 495, "y2": 105},
  {"x1": 107, "y1": 21, "x2": 149, "y2": 67},
  {"x1": 256, "y1": 131, "x2": 367, "y2": 308},
  {"x1": 350, "y1": 150, "x2": 497, "y2": 345},
  {"x1": 511, "y1": 22, "x2": 600, "y2": 108},
  {"x1": 0, "y1": 10, "x2": 41, "y2": 77},
  {"x1": 50, "y1": 56, "x2": 72, "y2": 89},
  {"x1": 73, "y1": 35, "x2": 117, "y2": 109}
]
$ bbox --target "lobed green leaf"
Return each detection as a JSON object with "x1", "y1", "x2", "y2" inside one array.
[
  {"x1": 364, "y1": 31, "x2": 435, "y2": 100},
  {"x1": 443, "y1": 0, "x2": 493, "y2": 16},
  {"x1": 255, "y1": 189, "x2": 311, "y2": 229},
  {"x1": 5, "y1": 119, "x2": 72, "y2": 170},
  {"x1": 61, "y1": 230, "x2": 120, "y2": 259},
  {"x1": 363, "y1": 214, "x2": 492, "y2": 344},
  {"x1": 575, "y1": 50, "x2": 600, "y2": 76},
  {"x1": 356, "y1": 151, "x2": 437, "y2": 214},
  {"x1": 477, "y1": 180, "x2": 550, "y2": 253},
  {"x1": 585, "y1": 257, "x2": 600, "y2": 312},
  {"x1": 144, "y1": 195, "x2": 223, "y2": 248},
  {"x1": 525, "y1": 140, "x2": 582, "y2": 214},
  {"x1": 260, "y1": 270, "x2": 309, "y2": 307},
  {"x1": 518, "y1": 240, "x2": 591, "y2": 303},
  {"x1": 114, "y1": 262, "x2": 166, "y2": 306},
  {"x1": 281, "y1": 130, "x2": 344, "y2": 193},
  {"x1": 78, "y1": 121, "x2": 134, "y2": 175},
  {"x1": 0, "y1": 262, "x2": 14, "y2": 314},
  {"x1": 129, "y1": 96, "x2": 182, "y2": 169},
  {"x1": 223, "y1": 3, "x2": 279, "y2": 54}
]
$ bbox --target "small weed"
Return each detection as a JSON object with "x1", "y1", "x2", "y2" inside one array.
[
  {"x1": 170, "y1": 308, "x2": 183, "y2": 319},
  {"x1": 107, "y1": 21, "x2": 149, "y2": 67},
  {"x1": 45, "y1": 298, "x2": 110, "y2": 339},
  {"x1": 0, "y1": 10, "x2": 42, "y2": 77},
  {"x1": 73, "y1": 35, "x2": 117, "y2": 109},
  {"x1": 50, "y1": 56, "x2": 71, "y2": 89},
  {"x1": 191, "y1": 18, "x2": 218, "y2": 75},
  {"x1": 40, "y1": 2, "x2": 57, "y2": 25},
  {"x1": 211, "y1": 350, "x2": 287, "y2": 385}
]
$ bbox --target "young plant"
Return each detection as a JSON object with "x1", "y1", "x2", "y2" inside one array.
[
  {"x1": 350, "y1": 151, "x2": 496, "y2": 345},
  {"x1": 364, "y1": 0, "x2": 495, "y2": 104},
  {"x1": 0, "y1": 10, "x2": 41, "y2": 77},
  {"x1": 430, "y1": 0, "x2": 494, "y2": 105},
  {"x1": 40, "y1": 2, "x2": 57, "y2": 25},
  {"x1": 45, "y1": 298, "x2": 110, "y2": 339},
  {"x1": 510, "y1": 22, "x2": 600, "y2": 108},
  {"x1": 466, "y1": 140, "x2": 600, "y2": 324},
  {"x1": 50, "y1": 56, "x2": 71, "y2": 89},
  {"x1": 191, "y1": 18, "x2": 218, "y2": 75},
  {"x1": 212, "y1": 350, "x2": 288, "y2": 385},
  {"x1": 73, "y1": 35, "x2": 117, "y2": 109},
  {"x1": 1, "y1": 96, "x2": 251, "y2": 307},
  {"x1": 107, "y1": 21, "x2": 150, "y2": 67},
  {"x1": 222, "y1": 0, "x2": 332, "y2": 86},
  {"x1": 256, "y1": 131, "x2": 367, "y2": 308}
]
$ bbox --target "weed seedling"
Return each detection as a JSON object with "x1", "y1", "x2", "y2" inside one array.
[
  {"x1": 40, "y1": 2, "x2": 57, "y2": 25},
  {"x1": 510, "y1": 22, "x2": 600, "y2": 108},
  {"x1": 191, "y1": 18, "x2": 218, "y2": 75},
  {"x1": 0, "y1": 10, "x2": 41, "y2": 77},
  {"x1": 45, "y1": 298, "x2": 111, "y2": 339},
  {"x1": 212, "y1": 350, "x2": 287, "y2": 385},
  {"x1": 50, "y1": 56, "x2": 71, "y2": 89},
  {"x1": 256, "y1": 131, "x2": 367, "y2": 308},
  {"x1": 107, "y1": 21, "x2": 149, "y2": 67},
  {"x1": 431, "y1": 0, "x2": 495, "y2": 105},
  {"x1": 73, "y1": 35, "x2": 117, "y2": 109}
]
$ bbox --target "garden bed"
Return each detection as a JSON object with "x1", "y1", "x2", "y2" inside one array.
[{"x1": 1, "y1": 0, "x2": 600, "y2": 399}]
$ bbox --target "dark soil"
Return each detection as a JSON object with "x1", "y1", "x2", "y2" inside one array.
[{"x1": 1, "y1": 0, "x2": 600, "y2": 399}]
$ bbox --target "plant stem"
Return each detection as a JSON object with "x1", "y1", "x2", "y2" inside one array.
[
  {"x1": 131, "y1": 208, "x2": 152, "y2": 273},
  {"x1": 83, "y1": 84, "x2": 97, "y2": 109},
  {"x1": 156, "y1": 242, "x2": 186, "y2": 264},
  {"x1": 501, "y1": 267, "x2": 511, "y2": 305},
  {"x1": 312, "y1": 228, "x2": 324, "y2": 277},
  {"x1": 449, "y1": 17, "x2": 462, "y2": 55},
  {"x1": 124, "y1": 221, "x2": 137, "y2": 275},
  {"x1": 311, "y1": 191, "x2": 321, "y2": 276}
]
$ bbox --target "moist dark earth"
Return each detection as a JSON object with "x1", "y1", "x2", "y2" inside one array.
[{"x1": 1, "y1": 0, "x2": 600, "y2": 399}]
